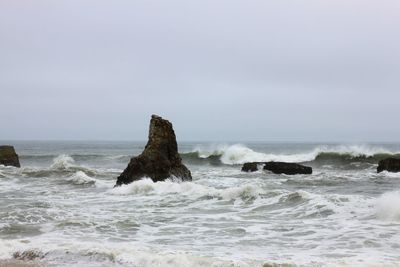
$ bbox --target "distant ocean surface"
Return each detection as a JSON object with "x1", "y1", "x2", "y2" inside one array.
[{"x1": 1, "y1": 141, "x2": 400, "y2": 267}]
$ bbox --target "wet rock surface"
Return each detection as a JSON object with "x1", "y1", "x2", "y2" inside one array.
[
  {"x1": 377, "y1": 157, "x2": 400, "y2": 173},
  {"x1": 263, "y1": 162, "x2": 312, "y2": 175},
  {"x1": 0, "y1": 145, "x2": 20, "y2": 168},
  {"x1": 116, "y1": 115, "x2": 192, "y2": 186},
  {"x1": 241, "y1": 162, "x2": 258, "y2": 172}
]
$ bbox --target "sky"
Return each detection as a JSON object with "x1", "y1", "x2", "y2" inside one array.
[{"x1": 1, "y1": 0, "x2": 399, "y2": 142}]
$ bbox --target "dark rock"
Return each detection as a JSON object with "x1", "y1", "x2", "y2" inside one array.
[
  {"x1": 0, "y1": 145, "x2": 20, "y2": 168},
  {"x1": 377, "y1": 157, "x2": 400, "y2": 173},
  {"x1": 13, "y1": 250, "x2": 45, "y2": 261},
  {"x1": 115, "y1": 115, "x2": 192, "y2": 186},
  {"x1": 263, "y1": 162, "x2": 312, "y2": 175},
  {"x1": 241, "y1": 162, "x2": 258, "y2": 172}
]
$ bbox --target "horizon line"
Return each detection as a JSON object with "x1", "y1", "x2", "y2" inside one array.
[{"x1": 1, "y1": 139, "x2": 400, "y2": 144}]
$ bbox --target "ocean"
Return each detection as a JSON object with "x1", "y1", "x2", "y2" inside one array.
[{"x1": 0, "y1": 141, "x2": 400, "y2": 267}]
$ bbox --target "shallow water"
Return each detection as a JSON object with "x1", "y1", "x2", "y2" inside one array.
[{"x1": 1, "y1": 141, "x2": 400, "y2": 267}]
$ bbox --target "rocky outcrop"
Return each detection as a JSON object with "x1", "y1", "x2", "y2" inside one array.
[
  {"x1": 377, "y1": 158, "x2": 400, "y2": 173},
  {"x1": 241, "y1": 162, "x2": 258, "y2": 172},
  {"x1": 0, "y1": 146, "x2": 20, "y2": 168},
  {"x1": 115, "y1": 115, "x2": 192, "y2": 186},
  {"x1": 263, "y1": 162, "x2": 312, "y2": 175}
]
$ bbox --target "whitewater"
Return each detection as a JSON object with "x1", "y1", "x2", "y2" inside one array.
[{"x1": 1, "y1": 141, "x2": 400, "y2": 267}]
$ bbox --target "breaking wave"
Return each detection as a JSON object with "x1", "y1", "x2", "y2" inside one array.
[
  {"x1": 19, "y1": 155, "x2": 97, "y2": 177},
  {"x1": 20, "y1": 153, "x2": 131, "y2": 162},
  {"x1": 67, "y1": 171, "x2": 97, "y2": 186},
  {"x1": 6, "y1": 154, "x2": 121, "y2": 180},
  {"x1": 111, "y1": 178, "x2": 262, "y2": 201},
  {"x1": 181, "y1": 144, "x2": 400, "y2": 165},
  {"x1": 50, "y1": 154, "x2": 75, "y2": 169}
]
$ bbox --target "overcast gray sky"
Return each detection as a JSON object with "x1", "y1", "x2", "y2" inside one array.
[{"x1": 1, "y1": 0, "x2": 399, "y2": 142}]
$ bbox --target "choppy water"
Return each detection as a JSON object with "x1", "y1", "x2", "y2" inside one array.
[{"x1": 1, "y1": 141, "x2": 400, "y2": 267}]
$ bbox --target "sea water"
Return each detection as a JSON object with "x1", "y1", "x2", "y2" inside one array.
[{"x1": 0, "y1": 141, "x2": 400, "y2": 267}]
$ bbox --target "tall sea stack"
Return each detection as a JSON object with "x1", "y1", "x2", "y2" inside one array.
[
  {"x1": 115, "y1": 115, "x2": 192, "y2": 186},
  {"x1": 0, "y1": 145, "x2": 21, "y2": 168}
]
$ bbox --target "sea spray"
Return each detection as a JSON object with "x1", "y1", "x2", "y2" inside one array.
[
  {"x1": 375, "y1": 191, "x2": 400, "y2": 221},
  {"x1": 50, "y1": 154, "x2": 75, "y2": 169}
]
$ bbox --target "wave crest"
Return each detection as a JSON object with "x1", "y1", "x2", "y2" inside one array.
[
  {"x1": 68, "y1": 171, "x2": 96, "y2": 186},
  {"x1": 50, "y1": 154, "x2": 75, "y2": 169},
  {"x1": 17, "y1": 155, "x2": 107, "y2": 179},
  {"x1": 182, "y1": 144, "x2": 400, "y2": 165}
]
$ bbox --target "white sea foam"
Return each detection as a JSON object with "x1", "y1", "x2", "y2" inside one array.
[
  {"x1": 111, "y1": 178, "x2": 262, "y2": 201},
  {"x1": 68, "y1": 171, "x2": 96, "y2": 185},
  {"x1": 191, "y1": 144, "x2": 397, "y2": 164},
  {"x1": 50, "y1": 154, "x2": 75, "y2": 169},
  {"x1": 2, "y1": 235, "x2": 397, "y2": 267},
  {"x1": 379, "y1": 171, "x2": 400, "y2": 178},
  {"x1": 375, "y1": 191, "x2": 400, "y2": 221},
  {"x1": 0, "y1": 239, "x2": 252, "y2": 267},
  {"x1": 111, "y1": 178, "x2": 155, "y2": 195},
  {"x1": 324, "y1": 260, "x2": 400, "y2": 267}
]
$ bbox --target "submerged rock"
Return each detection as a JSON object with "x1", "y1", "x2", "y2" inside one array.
[
  {"x1": 0, "y1": 145, "x2": 20, "y2": 168},
  {"x1": 115, "y1": 115, "x2": 192, "y2": 186},
  {"x1": 377, "y1": 158, "x2": 400, "y2": 173},
  {"x1": 241, "y1": 162, "x2": 258, "y2": 172},
  {"x1": 13, "y1": 249, "x2": 45, "y2": 261},
  {"x1": 263, "y1": 162, "x2": 312, "y2": 175}
]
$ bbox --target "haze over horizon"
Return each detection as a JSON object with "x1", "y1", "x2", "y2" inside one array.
[{"x1": 1, "y1": 0, "x2": 399, "y2": 142}]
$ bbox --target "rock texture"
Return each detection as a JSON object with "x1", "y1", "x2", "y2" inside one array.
[
  {"x1": 263, "y1": 162, "x2": 312, "y2": 175},
  {"x1": 115, "y1": 115, "x2": 192, "y2": 186},
  {"x1": 377, "y1": 158, "x2": 400, "y2": 173},
  {"x1": 0, "y1": 145, "x2": 20, "y2": 168},
  {"x1": 241, "y1": 162, "x2": 258, "y2": 172}
]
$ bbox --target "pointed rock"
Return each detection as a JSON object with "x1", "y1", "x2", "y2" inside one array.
[
  {"x1": 0, "y1": 145, "x2": 20, "y2": 168},
  {"x1": 115, "y1": 115, "x2": 192, "y2": 186}
]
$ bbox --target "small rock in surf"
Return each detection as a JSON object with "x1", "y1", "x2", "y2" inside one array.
[
  {"x1": 241, "y1": 162, "x2": 258, "y2": 172},
  {"x1": 377, "y1": 158, "x2": 400, "y2": 173},
  {"x1": 115, "y1": 115, "x2": 192, "y2": 186},
  {"x1": 0, "y1": 145, "x2": 20, "y2": 168},
  {"x1": 263, "y1": 162, "x2": 312, "y2": 175}
]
